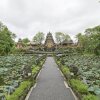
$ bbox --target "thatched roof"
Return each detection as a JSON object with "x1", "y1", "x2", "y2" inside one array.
[{"x1": 62, "y1": 39, "x2": 73, "y2": 45}]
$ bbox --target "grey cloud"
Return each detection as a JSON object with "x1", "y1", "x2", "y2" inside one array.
[{"x1": 0, "y1": 0, "x2": 100, "y2": 41}]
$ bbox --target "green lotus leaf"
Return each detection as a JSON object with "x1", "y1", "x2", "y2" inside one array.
[
  {"x1": 88, "y1": 86, "x2": 95, "y2": 92},
  {"x1": 94, "y1": 88, "x2": 100, "y2": 95}
]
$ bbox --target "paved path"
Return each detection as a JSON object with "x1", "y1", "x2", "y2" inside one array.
[{"x1": 28, "y1": 57, "x2": 76, "y2": 100}]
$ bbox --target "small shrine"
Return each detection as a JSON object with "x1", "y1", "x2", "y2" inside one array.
[{"x1": 16, "y1": 38, "x2": 24, "y2": 49}]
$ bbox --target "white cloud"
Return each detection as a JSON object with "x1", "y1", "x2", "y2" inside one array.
[{"x1": 0, "y1": 0, "x2": 100, "y2": 41}]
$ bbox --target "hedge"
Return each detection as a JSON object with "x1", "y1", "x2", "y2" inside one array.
[
  {"x1": 70, "y1": 79, "x2": 88, "y2": 94},
  {"x1": 7, "y1": 81, "x2": 33, "y2": 100},
  {"x1": 82, "y1": 94, "x2": 99, "y2": 100}
]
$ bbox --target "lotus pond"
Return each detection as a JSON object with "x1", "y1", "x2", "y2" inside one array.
[
  {"x1": 56, "y1": 54, "x2": 100, "y2": 98},
  {"x1": 0, "y1": 54, "x2": 45, "y2": 100}
]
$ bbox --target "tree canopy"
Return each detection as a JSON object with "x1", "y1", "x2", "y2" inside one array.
[
  {"x1": 55, "y1": 32, "x2": 71, "y2": 44},
  {"x1": 22, "y1": 38, "x2": 30, "y2": 44},
  {"x1": 76, "y1": 25, "x2": 100, "y2": 55},
  {"x1": 0, "y1": 22, "x2": 15, "y2": 55},
  {"x1": 33, "y1": 32, "x2": 44, "y2": 44}
]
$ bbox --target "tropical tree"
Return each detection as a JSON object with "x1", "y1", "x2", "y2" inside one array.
[
  {"x1": 76, "y1": 33, "x2": 86, "y2": 47},
  {"x1": 33, "y1": 32, "x2": 44, "y2": 50},
  {"x1": 64, "y1": 34, "x2": 71, "y2": 41},
  {"x1": 85, "y1": 26, "x2": 100, "y2": 54},
  {"x1": 33, "y1": 32, "x2": 44, "y2": 44},
  {"x1": 76, "y1": 26, "x2": 100, "y2": 55},
  {"x1": 55, "y1": 32, "x2": 71, "y2": 44},
  {"x1": 11, "y1": 33, "x2": 16, "y2": 40},
  {"x1": 0, "y1": 22, "x2": 14, "y2": 55},
  {"x1": 55, "y1": 32, "x2": 71, "y2": 50},
  {"x1": 55, "y1": 32, "x2": 65, "y2": 44},
  {"x1": 22, "y1": 38, "x2": 30, "y2": 44}
]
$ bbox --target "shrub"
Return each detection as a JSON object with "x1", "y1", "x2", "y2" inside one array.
[
  {"x1": 40, "y1": 60, "x2": 44, "y2": 66},
  {"x1": 70, "y1": 79, "x2": 88, "y2": 94},
  {"x1": 57, "y1": 61, "x2": 60, "y2": 65},
  {"x1": 7, "y1": 81, "x2": 32, "y2": 100},
  {"x1": 61, "y1": 66, "x2": 70, "y2": 75},
  {"x1": 82, "y1": 94, "x2": 98, "y2": 100},
  {"x1": 32, "y1": 66, "x2": 40, "y2": 75}
]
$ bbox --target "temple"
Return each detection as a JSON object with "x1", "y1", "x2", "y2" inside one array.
[{"x1": 16, "y1": 32, "x2": 74, "y2": 51}]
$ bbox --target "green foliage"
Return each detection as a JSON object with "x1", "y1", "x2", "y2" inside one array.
[
  {"x1": 61, "y1": 66, "x2": 70, "y2": 75},
  {"x1": 0, "y1": 51, "x2": 46, "y2": 100},
  {"x1": 32, "y1": 66, "x2": 40, "y2": 75},
  {"x1": 0, "y1": 54, "x2": 41, "y2": 86},
  {"x1": 0, "y1": 54, "x2": 45, "y2": 100},
  {"x1": 55, "y1": 32, "x2": 71, "y2": 44},
  {"x1": 76, "y1": 25, "x2": 100, "y2": 55},
  {"x1": 33, "y1": 32, "x2": 44, "y2": 44},
  {"x1": 56, "y1": 54, "x2": 100, "y2": 95},
  {"x1": 82, "y1": 94, "x2": 98, "y2": 100},
  {"x1": 70, "y1": 79, "x2": 88, "y2": 94},
  {"x1": 10, "y1": 46, "x2": 26, "y2": 54},
  {"x1": 88, "y1": 86, "x2": 100, "y2": 96},
  {"x1": 22, "y1": 38, "x2": 30, "y2": 47},
  {"x1": 57, "y1": 61, "x2": 60, "y2": 65},
  {"x1": 0, "y1": 22, "x2": 14, "y2": 55},
  {"x1": 7, "y1": 81, "x2": 32, "y2": 100},
  {"x1": 22, "y1": 38, "x2": 30, "y2": 44},
  {"x1": 32, "y1": 59, "x2": 45, "y2": 75},
  {"x1": 0, "y1": 76, "x2": 5, "y2": 86}
]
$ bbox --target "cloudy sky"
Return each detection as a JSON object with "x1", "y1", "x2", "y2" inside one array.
[{"x1": 0, "y1": 0, "x2": 100, "y2": 41}]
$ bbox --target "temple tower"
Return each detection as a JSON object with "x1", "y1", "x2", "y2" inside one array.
[{"x1": 44, "y1": 32, "x2": 55, "y2": 51}]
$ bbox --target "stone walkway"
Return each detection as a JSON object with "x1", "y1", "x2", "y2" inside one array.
[{"x1": 27, "y1": 57, "x2": 76, "y2": 100}]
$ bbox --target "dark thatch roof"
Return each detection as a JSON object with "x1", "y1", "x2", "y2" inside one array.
[{"x1": 62, "y1": 39, "x2": 73, "y2": 45}]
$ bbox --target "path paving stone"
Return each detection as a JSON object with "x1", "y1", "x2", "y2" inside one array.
[{"x1": 28, "y1": 57, "x2": 76, "y2": 100}]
